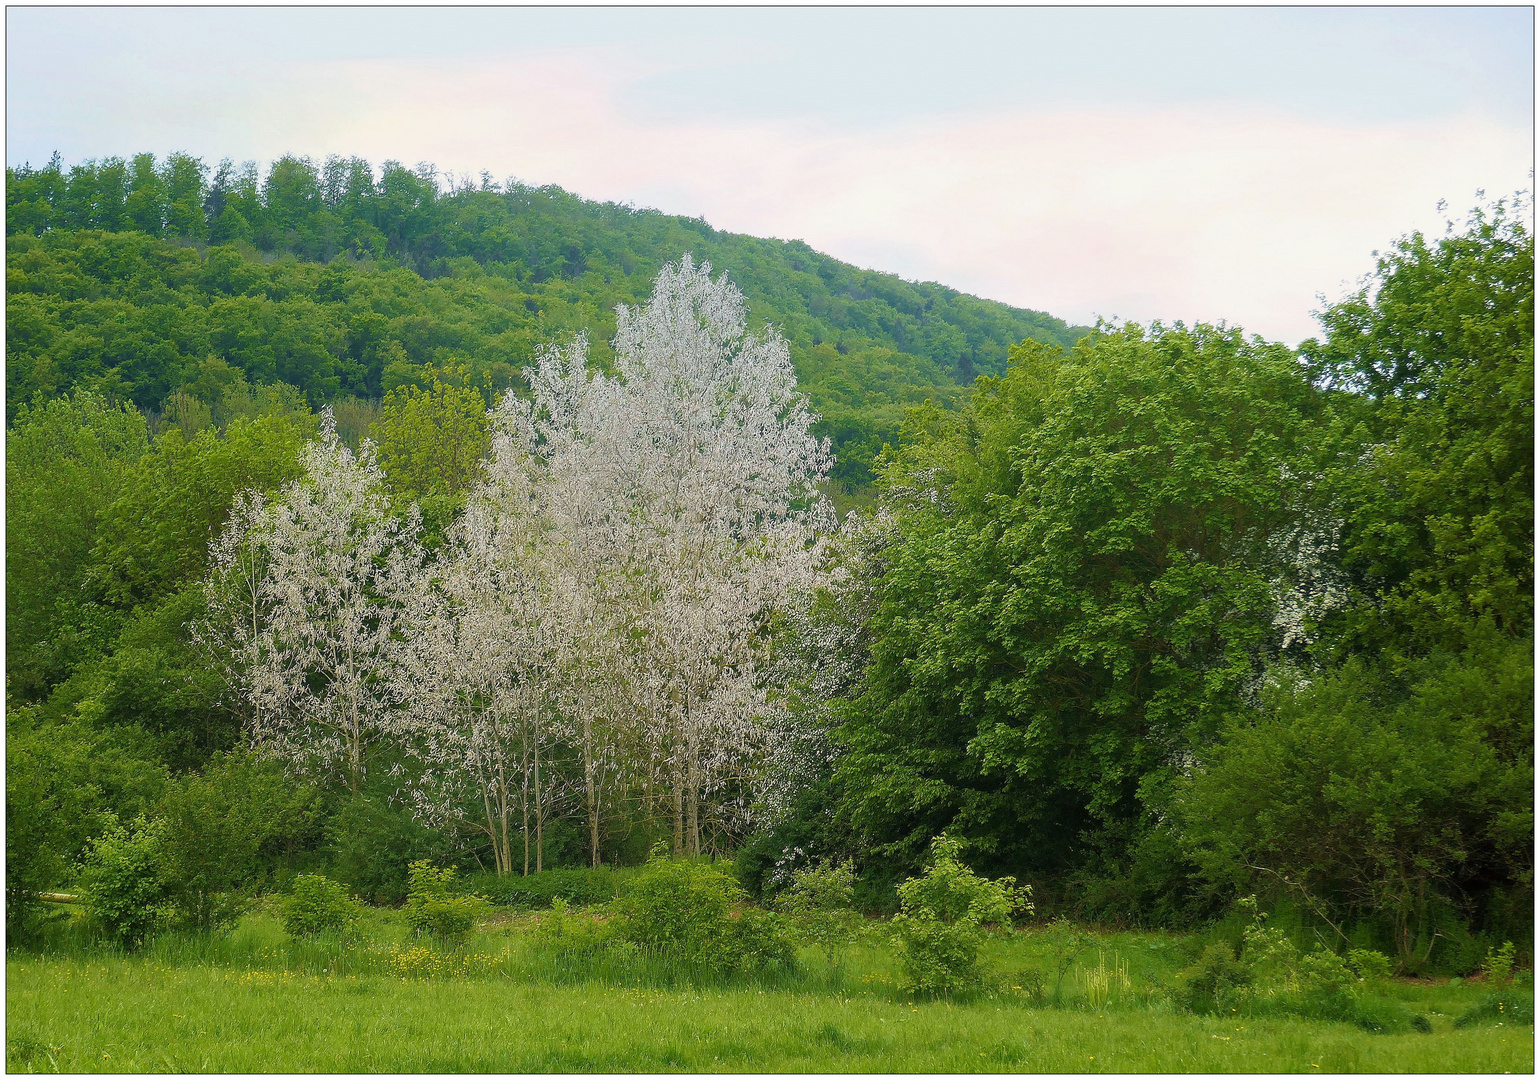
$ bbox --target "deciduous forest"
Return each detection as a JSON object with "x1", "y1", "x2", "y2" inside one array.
[{"x1": 5, "y1": 151, "x2": 1532, "y2": 1071}]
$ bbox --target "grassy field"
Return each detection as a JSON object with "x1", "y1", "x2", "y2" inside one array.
[{"x1": 6, "y1": 910, "x2": 1533, "y2": 1073}]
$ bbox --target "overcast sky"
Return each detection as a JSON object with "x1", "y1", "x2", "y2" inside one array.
[{"x1": 7, "y1": 6, "x2": 1533, "y2": 342}]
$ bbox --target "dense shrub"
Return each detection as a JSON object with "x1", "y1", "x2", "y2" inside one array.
[
  {"x1": 325, "y1": 794, "x2": 452, "y2": 905},
  {"x1": 532, "y1": 897, "x2": 621, "y2": 966},
  {"x1": 1175, "y1": 943, "x2": 1254, "y2": 1013},
  {"x1": 467, "y1": 867, "x2": 623, "y2": 909},
  {"x1": 280, "y1": 874, "x2": 363, "y2": 940},
  {"x1": 5, "y1": 706, "x2": 164, "y2": 943},
  {"x1": 403, "y1": 861, "x2": 489, "y2": 945},
  {"x1": 156, "y1": 752, "x2": 323, "y2": 932},
  {"x1": 890, "y1": 835, "x2": 1027, "y2": 996},
  {"x1": 615, "y1": 848, "x2": 796, "y2": 977},
  {"x1": 1178, "y1": 899, "x2": 1427, "y2": 1032},
  {"x1": 724, "y1": 907, "x2": 800, "y2": 976},
  {"x1": 78, "y1": 815, "x2": 170, "y2": 949}
]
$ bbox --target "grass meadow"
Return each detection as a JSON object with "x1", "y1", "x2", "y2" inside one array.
[{"x1": 6, "y1": 907, "x2": 1533, "y2": 1073}]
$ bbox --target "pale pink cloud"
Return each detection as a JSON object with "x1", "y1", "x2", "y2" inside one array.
[{"x1": 234, "y1": 51, "x2": 1533, "y2": 342}]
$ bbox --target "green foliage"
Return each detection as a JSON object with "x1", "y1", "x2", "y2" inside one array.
[
  {"x1": 279, "y1": 874, "x2": 363, "y2": 940},
  {"x1": 837, "y1": 323, "x2": 1315, "y2": 882},
  {"x1": 890, "y1": 835, "x2": 1027, "y2": 996},
  {"x1": 79, "y1": 815, "x2": 171, "y2": 949},
  {"x1": 1306, "y1": 196, "x2": 1532, "y2": 655},
  {"x1": 370, "y1": 365, "x2": 490, "y2": 504},
  {"x1": 1455, "y1": 986, "x2": 1535, "y2": 1028},
  {"x1": 1481, "y1": 941, "x2": 1518, "y2": 984},
  {"x1": 1037, "y1": 916, "x2": 1088, "y2": 1002},
  {"x1": 1177, "y1": 900, "x2": 1428, "y2": 1032},
  {"x1": 5, "y1": 706, "x2": 165, "y2": 942},
  {"x1": 1348, "y1": 948, "x2": 1394, "y2": 983},
  {"x1": 616, "y1": 849, "x2": 743, "y2": 963},
  {"x1": 6, "y1": 391, "x2": 148, "y2": 698},
  {"x1": 324, "y1": 794, "x2": 452, "y2": 905},
  {"x1": 156, "y1": 752, "x2": 325, "y2": 933},
  {"x1": 89, "y1": 411, "x2": 312, "y2": 609},
  {"x1": 403, "y1": 861, "x2": 489, "y2": 945},
  {"x1": 724, "y1": 907, "x2": 800, "y2": 977},
  {"x1": 1180, "y1": 641, "x2": 1531, "y2": 971},
  {"x1": 465, "y1": 867, "x2": 623, "y2": 910},
  {"x1": 777, "y1": 860, "x2": 862, "y2": 972},
  {"x1": 615, "y1": 848, "x2": 796, "y2": 977},
  {"x1": 1174, "y1": 942, "x2": 1253, "y2": 1013},
  {"x1": 7, "y1": 153, "x2": 1086, "y2": 494},
  {"x1": 533, "y1": 897, "x2": 621, "y2": 965}
]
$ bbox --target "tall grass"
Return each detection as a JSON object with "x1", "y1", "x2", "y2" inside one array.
[
  {"x1": 7, "y1": 953, "x2": 1533, "y2": 1074},
  {"x1": 8, "y1": 909, "x2": 1531, "y2": 1072}
]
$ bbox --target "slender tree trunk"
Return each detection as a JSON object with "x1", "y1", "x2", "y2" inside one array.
[
  {"x1": 672, "y1": 776, "x2": 685, "y2": 856},
  {"x1": 583, "y1": 714, "x2": 601, "y2": 869},
  {"x1": 534, "y1": 733, "x2": 544, "y2": 874},
  {"x1": 522, "y1": 760, "x2": 531, "y2": 877},
  {"x1": 484, "y1": 787, "x2": 503, "y2": 875},
  {"x1": 684, "y1": 692, "x2": 700, "y2": 857}
]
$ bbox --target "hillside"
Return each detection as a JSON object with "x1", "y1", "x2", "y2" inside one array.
[{"x1": 6, "y1": 152, "x2": 1088, "y2": 487}]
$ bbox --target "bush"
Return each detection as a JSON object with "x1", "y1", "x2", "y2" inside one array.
[
  {"x1": 156, "y1": 751, "x2": 323, "y2": 932},
  {"x1": 616, "y1": 848, "x2": 740, "y2": 964},
  {"x1": 615, "y1": 847, "x2": 795, "y2": 977},
  {"x1": 532, "y1": 897, "x2": 620, "y2": 966},
  {"x1": 725, "y1": 906, "x2": 799, "y2": 976},
  {"x1": 1176, "y1": 942, "x2": 1253, "y2": 1013},
  {"x1": 79, "y1": 815, "x2": 170, "y2": 949},
  {"x1": 1480, "y1": 941, "x2": 1517, "y2": 984},
  {"x1": 280, "y1": 874, "x2": 363, "y2": 940},
  {"x1": 467, "y1": 867, "x2": 622, "y2": 909},
  {"x1": 1347, "y1": 948, "x2": 1394, "y2": 983},
  {"x1": 403, "y1": 861, "x2": 489, "y2": 946},
  {"x1": 777, "y1": 859, "x2": 862, "y2": 974},
  {"x1": 326, "y1": 794, "x2": 452, "y2": 905},
  {"x1": 890, "y1": 834, "x2": 1028, "y2": 997},
  {"x1": 1178, "y1": 899, "x2": 1428, "y2": 1032}
]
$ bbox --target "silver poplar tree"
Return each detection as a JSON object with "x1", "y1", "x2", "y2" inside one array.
[{"x1": 204, "y1": 413, "x2": 421, "y2": 793}]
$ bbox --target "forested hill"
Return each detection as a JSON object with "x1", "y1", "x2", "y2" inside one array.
[{"x1": 6, "y1": 152, "x2": 1087, "y2": 486}]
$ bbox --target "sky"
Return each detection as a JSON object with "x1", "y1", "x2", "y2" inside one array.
[{"x1": 6, "y1": 6, "x2": 1534, "y2": 343}]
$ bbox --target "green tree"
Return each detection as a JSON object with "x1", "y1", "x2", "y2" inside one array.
[
  {"x1": 1304, "y1": 195, "x2": 1533, "y2": 658},
  {"x1": 124, "y1": 152, "x2": 168, "y2": 237},
  {"x1": 6, "y1": 391, "x2": 149, "y2": 698},
  {"x1": 370, "y1": 365, "x2": 490, "y2": 504},
  {"x1": 837, "y1": 324, "x2": 1317, "y2": 882}
]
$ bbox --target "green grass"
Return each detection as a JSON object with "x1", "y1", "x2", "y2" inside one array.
[{"x1": 7, "y1": 911, "x2": 1533, "y2": 1073}]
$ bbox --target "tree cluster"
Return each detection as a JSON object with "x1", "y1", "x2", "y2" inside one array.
[
  {"x1": 203, "y1": 258, "x2": 834, "y2": 874},
  {"x1": 5, "y1": 152, "x2": 1529, "y2": 975}
]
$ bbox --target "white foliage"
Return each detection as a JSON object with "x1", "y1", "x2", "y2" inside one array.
[
  {"x1": 204, "y1": 413, "x2": 422, "y2": 791},
  {"x1": 206, "y1": 259, "x2": 842, "y2": 867}
]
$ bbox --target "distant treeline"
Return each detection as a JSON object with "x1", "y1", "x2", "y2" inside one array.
[{"x1": 6, "y1": 151, "x2": 1086, "y2": 488}]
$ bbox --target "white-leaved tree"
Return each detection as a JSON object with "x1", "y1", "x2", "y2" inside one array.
[
  {"x1": 202, "y1": 413, "x2": 422, "y2": 793},
  {"x1": 390, "y1": 442, "x2": 571, "y2": 876},
  {"x1": 509, "y1": 255, "x2": 835, "y2": 856},
  {"x1": 208, "y1": 259, "x2": 839, "y2": 871}
]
